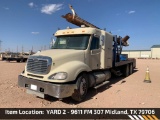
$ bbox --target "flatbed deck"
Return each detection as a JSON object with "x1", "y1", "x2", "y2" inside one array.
[{"x1": 115, "y1": 58, "x2": 136, "y2": 67}]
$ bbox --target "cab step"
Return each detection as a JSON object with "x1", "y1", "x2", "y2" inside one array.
[{"x1": 94, "y1": 81, "x2": 110, "y2": 89}]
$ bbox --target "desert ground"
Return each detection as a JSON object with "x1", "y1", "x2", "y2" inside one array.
[{"x1": 0, "y1": 59, "x2": 160, "y2": 108}]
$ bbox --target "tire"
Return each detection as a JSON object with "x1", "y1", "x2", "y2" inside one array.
[
  {"x1": 129, "y1": 64, "x2": 133, "y2": 75},
  {"x1": 124, "y1": 64, "x2": 129, "y2": 77},
  {"x1": 71, "y1": 73, "x2": 88, "y2": 102},
  {"x1": 22, "y1": 59, "x2": 26, "y2": 62},
  {"x1": 16, "y1": 60, "x2": 20, "y2": 62}
]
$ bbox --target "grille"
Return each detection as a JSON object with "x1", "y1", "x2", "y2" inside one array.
[{"x1": 27, "y1": 56, "x2": 52, "y2": 74}]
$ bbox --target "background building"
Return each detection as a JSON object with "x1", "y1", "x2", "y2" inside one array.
[
  {"x1": 151, "y1": 45, "x2": 160, "y2": 58},
  {"x1": 122, "y1": 45, "x2": 160, "y2": 59}
]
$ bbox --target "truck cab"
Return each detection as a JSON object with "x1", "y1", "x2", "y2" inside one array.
[{"x1": 18, "y1": 27, "x2": 114, "y2": 101}]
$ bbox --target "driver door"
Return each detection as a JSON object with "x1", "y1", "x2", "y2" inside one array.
[{"x1": 89, "y1": 35, "x2": 100, "y2": 70}]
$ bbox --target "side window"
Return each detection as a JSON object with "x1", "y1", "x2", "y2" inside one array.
[{"x1": 90, "y1": 36, "x2": 100, "y2": 50}]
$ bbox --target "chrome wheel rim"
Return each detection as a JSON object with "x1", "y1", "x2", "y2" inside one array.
[{"x1": 80, "y1": 78, "x2": 87, "y2": 95}]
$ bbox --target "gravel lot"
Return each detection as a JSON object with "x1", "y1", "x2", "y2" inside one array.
[{"x1": 0, "y1": 59, "x2": 160, "y2": 108}]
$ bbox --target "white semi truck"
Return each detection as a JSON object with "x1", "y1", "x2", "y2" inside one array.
[{"x1": 18, "y1": 5, "x2": 136, "y2": 102}]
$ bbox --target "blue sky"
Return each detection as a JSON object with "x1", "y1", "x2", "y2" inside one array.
[{"x1": 0, "y1": 0, "x2": 160, "y2": 52}]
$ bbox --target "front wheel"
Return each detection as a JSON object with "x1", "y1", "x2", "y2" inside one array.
[
  {"x1": 16, "y1": 59, "x2": 20, "y2": 62},
  {"x1": 71, "y1": 73, "x2": 88, "y2": 102}
]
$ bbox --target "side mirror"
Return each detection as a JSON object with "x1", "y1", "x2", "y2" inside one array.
[{"x1": 100, "y1": 35, "x2": 104, "y2": 46}]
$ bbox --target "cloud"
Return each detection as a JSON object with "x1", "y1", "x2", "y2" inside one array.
[
  {"x1": 4, "y1": 7, "x2": 9, "y2": 10},
  {"x1": 41, "y1": 4, "x2": 63, "y2": 15},
  {"x1": 110, "y1": 29, "x2": 124, "y2": 34},
  {"x1": 117, "y1": 29, "x2": 123, "y2": 32},
  {"x1": 128, "y1": 10, "x2": 135, "y2": 14},
  {"x1": 116, "y1": 13, "x2": 121, "y2": 16},
  {"x1": 31, "y1": 32, "x2": 39, "y2": 35},
  {"x1": 88, "y1": 0, "x2": 94, "y2": 2},
  {"x1": 28, "y1": 2, "x2": 35, "y2": 8}
]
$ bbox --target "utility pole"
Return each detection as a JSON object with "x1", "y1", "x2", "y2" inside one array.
[
  {"x1": 0, "y1": 40, "x2": 2, "y2": 51},
  {"x1": 44, "y1": 45, "x2": 46, "y2": 50},
  {"x1": 32, "y1": 46, "x2": 33, "y2": 52},
  {"x1": 22, "y1": 45, "x2": 24, "y2": 53},
  {"x1": 31, "y1": 46, "x2": 33, "y2": 54},
  {"x1": 17, "y1": 46, "x2": 18, "y2": 53}
]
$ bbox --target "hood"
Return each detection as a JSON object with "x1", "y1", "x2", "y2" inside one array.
[{"x1": 34, "y1": 49, "x2": 85, "y2": 61}]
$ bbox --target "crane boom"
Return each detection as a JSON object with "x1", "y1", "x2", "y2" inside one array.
[
  {"x1": 62, "y1": 4, "x2": 100, "y2": 29},
  {"x1": 62, "y1": 4, "x2": 129, "y2": 46},
  {"x1": 62, "y1": 13, "x2": 100, "y2": 29}
]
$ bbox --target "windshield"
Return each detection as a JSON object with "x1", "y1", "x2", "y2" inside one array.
[{"x1": 52, "y1": 35, "x2": 90, "y2": 50}]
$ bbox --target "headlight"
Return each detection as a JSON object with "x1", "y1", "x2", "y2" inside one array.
[{"x1": 48, "y1": 72, "x2": 67, "y2": 80}]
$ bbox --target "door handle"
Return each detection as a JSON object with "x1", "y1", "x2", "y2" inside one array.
[{"x1": 91, "y1": 50, "x2": 100, "y2": 55}]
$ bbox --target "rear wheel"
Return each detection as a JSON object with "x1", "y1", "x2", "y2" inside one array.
[
  {"x1": 71, "y1": 73, "x2": 88, "y2": 102},
  {"x1": 124, "y1": 64, "x2": 129, "y2": 77},
  {"x1": 129, "y1": 64, "x2": 133, "y2": 75}
]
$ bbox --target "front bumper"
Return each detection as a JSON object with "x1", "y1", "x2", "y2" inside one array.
[{"x1": 18, "y1": 75, "x2": 76, "y2": 99}]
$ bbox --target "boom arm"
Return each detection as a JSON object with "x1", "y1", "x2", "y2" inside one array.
[
  {"x1": 62, "y1": 4, "x2": 129, "y2": 47},
  {"x1": 117, "y1": 35, "x2": 129, "y2": 46},
  {"x1": 62, "y1": 5, "x2": 100, "y2": 29}
]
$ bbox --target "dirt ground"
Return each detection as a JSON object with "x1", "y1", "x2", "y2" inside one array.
[{"x1": 0, "y1": 59, "x2": 160, "y2": 108}]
